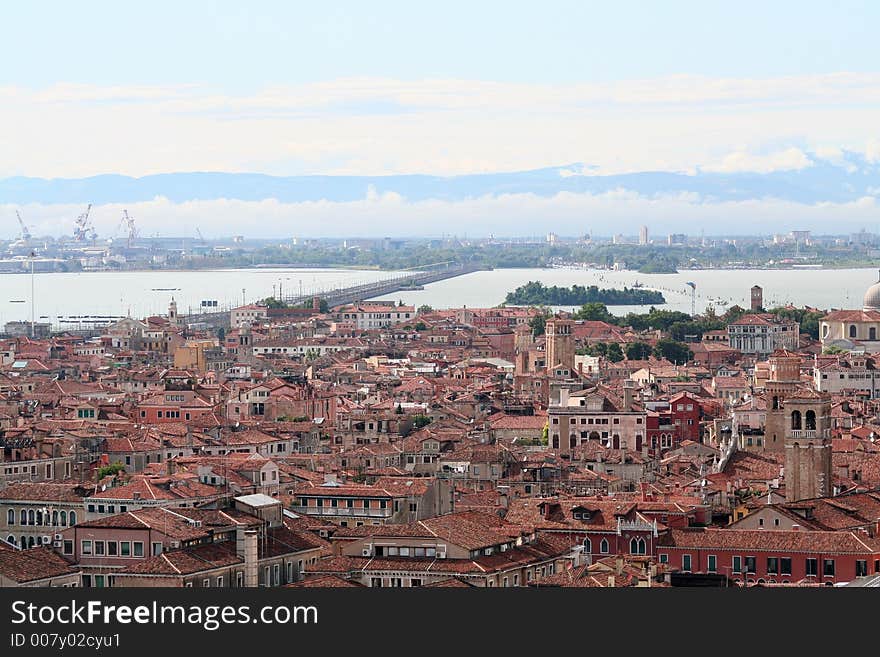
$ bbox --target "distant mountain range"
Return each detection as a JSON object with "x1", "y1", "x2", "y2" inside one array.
[{"x1": 2, "y1": 151, "x2": 879, "y2": 205}]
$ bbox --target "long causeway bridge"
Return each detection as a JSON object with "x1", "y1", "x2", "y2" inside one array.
[{"x1": 181, "y1": 262, "x2": 488, "y2": 328}]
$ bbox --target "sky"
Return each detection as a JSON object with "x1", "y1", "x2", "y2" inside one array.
[{"x1": 2, "y1": 1, "x2": 880, "y2": 237}]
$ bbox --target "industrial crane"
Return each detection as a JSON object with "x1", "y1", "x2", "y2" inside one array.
[
  {"x1": 118, "y1": 209, "x2": 139, "y2": 248},
  {"x1": 16, "y1": 210, "x2": 31, "y2": 241},
  {"x1": 73, "y1": 204, "x2": 96, "y2": 242},
  {"x1": 195, "y1": 227, "x2": 206, "y2": 244}
]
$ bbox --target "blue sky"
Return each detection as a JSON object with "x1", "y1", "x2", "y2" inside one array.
[
  {"x1": 2, "y1": 1, "x2": 880, "y2": 237},
  {"x1": 3, "y1": 1, "x2": 878, "y2": 89}
]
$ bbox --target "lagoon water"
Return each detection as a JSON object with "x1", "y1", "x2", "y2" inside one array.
[{"x1": 1, "y1": 266, "x2": 878, "y2": 328}]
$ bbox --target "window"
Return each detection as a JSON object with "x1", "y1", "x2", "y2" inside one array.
[
  {"x1": 217, "y1": 576, "x2": 224, "y2": 587},
  {"x1": 856, "y1": 560, "x2": 868, "y2": 577},
  {"x1": 107, "y1": 541, "x2": 118, "y2": 556},
  {"x1": 767, "y1": 557, "x2": 778, "y2": 574},
  {"x1": 152, "y1": 542, "x2": 163, "y2": 556},
  {"x1": 600, "y1": 539, "x2": 609, "y2": 554},
  {"x1": 659, "y1": 553, "x2": 668, "y2": 564},
  {"x1": 823, "y1": 559, "x2": 835, "y2": 577},
  {"x1": 6, "y1": 510, "x2": 13, "y2": 525},
  {"x1": 745, "y1": 556, "x2": 756, "y2": 574},
  {"x1": 62, "y1": 540, "x2": 73, "y2": 555},
  {"x1": 805, "y1": 558, "x2": 818, "y2": 576},
  {"x1": 779, "y1": 557, "x2": 792, "y2": 576},
  {"x1": 120, "y1": 542, "x2": 130, "y2": 557},
  {"x1": 236, "y1": 572, "x2": 244, "y2": 587},
  {"x1": 203, "y1": 579, "x2": 210, "y2": 588},
  {"x1": 682, "y1": 554, "x2": 692, "y2": 572},
  {"x1": 707, "y1": 555, "x2": 717, "y2": 573},
  {"x1": 133, "y1": 542, "x2": 144, "y2": 557},
  {"x1": 81, "y1": 540, "x2": 93, "y2": 555}
]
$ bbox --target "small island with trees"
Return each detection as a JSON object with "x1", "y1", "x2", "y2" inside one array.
[{"x1": 505, "y1": 281, "x2": 665, "y2": 306}]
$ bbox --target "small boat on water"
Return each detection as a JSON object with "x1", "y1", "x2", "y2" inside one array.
[
  {"x1": 151, "y1": 288, "x2": 180, "y2": 291},
  {"x1": 9, "y1": 299, "x2": 25, "y2": 303}
]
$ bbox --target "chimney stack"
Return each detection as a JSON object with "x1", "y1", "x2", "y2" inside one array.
[
  {"x1": 623, "y1": 380, "x2": 635, "y2": 410},
  {"x1": 237, "y1": 527, "x2": 259, "y2": 587}
]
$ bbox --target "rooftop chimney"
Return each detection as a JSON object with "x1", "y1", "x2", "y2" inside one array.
[
  {"x1": 236, "y1": 527, "x2": 259, "y2": 587},
  {"x1": 791, "y1": 524, "x2": 800, "y2": 531},
  {"x1": 623, "y1": 380, "x2": 635, "y2": 410},
  {"x1": 607, "y1": 574, "x2": 615, "y2": 588}
]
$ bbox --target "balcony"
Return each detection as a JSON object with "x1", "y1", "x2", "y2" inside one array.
[
  {"x1": 789, "y1": 430, "x2": 829, "y2": 440},
  {"x1": 291, "y1": 505, "x2": 392, "y2": 518}
]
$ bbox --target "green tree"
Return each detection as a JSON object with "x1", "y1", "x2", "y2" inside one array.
[
  {"x1": 412, "y1": 415, "x2": 432, "y2": 428},
  {"x1": 605, "y1": 343, "x2": 625, "y2": 362},
  {"x1": 414, "y1": 322, "x2": 428, "y2": 331},
  {"x1": 573, "y1": 302, "x2": 613, "y2": 322},
  {"x1": 529, "y1": 314, "x2": 547, "y2": 338},
  {"x1": 653, "y1": 339, "x2": 694, "y2": 364},
  {"x1": 417, "y1": 304, "x2": 433, "y2": 314},
  {"x1": 625, "y1": 341, "x2": 652, "y2": 360}
]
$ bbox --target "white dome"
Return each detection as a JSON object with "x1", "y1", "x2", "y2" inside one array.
[{"x1": 864, "y1": 275, "x2": 880, "y2": 311}]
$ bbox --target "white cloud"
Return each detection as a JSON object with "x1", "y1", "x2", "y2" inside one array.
[
  {"x1": 701, "y1": 148, "x2": 814, "y2": 174},
  {"x1": 1, "y1": 74, "x2": 880, "y2": 178}
]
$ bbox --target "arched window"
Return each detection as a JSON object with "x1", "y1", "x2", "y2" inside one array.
[
  {"x1": 600, "y1": 538, "x2": 609, "y2": 554},
  {"x1": 52, "y1": 511, "x2": 58, "y2": 526},
  {"x1": 27, "y1": 510, "x2": 35, "y2": 526},
  {"x1": 5, "y1": 535, "x2": 14, "y2": 546},
  {"x1": 612, "y1": 434, "x2": 620, "y2": 449},
  {"x1": 552, "y1": 436, "x2": 559, "y2": 449},
  {"x1": 791, "y1": 410, "x2": 802, "y2": 430},
  {"x1": 35, "y1": 510, "x2": 42, "y2": 526},
  {"x1": 570, "y1": 435, "x2": 577, "y2": 449},
  {"x1": 60, "y1": 511, "x2": 67, "y2": 526},
  {"x1": 849, "y1": 325, "x2": 857, "y2": 338},
  {"x1": 7, "y1": 509, "x2": 14, "y2": 526},
  {"x1": 805, "y1": 410, "x2": 816, "y2": 431},
  {"x1": 69, "y1": 511, "x2": 77, "y2": 526},
  {"x1": 630, "y1": 537, "x2": 639, "y2": 554},
  {"x1": 20, "y1": 510, "x2": 26, "y2": 525},
  {"x1": 772, "y1": 396, "x2": 779, "y2": 410},
  {"x1": 28, "y1": 536, "x2": 36, "y2": 549},
  {"x1": 822, "y1": 325, "x2": 829, "y2": 338},
  {"x1": 583, "y1": 538, "x2": 592, "y2": 553}
]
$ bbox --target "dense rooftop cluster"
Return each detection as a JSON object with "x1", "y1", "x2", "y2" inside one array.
[{"x1": 2, "y1": 292, "x2": 880, "y2": 589}]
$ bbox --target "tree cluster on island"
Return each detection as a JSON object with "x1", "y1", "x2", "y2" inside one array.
[{"x1": 505, "y1": 281, "x2": 665, "y2": 306}]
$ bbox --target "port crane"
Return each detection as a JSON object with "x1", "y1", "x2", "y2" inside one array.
[
  {"x1": 73, "y1": 204, "x2": 97, "y2": 242},
  {"x1": 117, "y1": 209, "x2": 139, "y2": 248},
  {"x1": 16, "y1": 210, "x2": 31, "y2": 241}
]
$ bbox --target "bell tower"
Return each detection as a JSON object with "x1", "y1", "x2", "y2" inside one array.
[
  {"x1": 763, "y1": 350, "x2": 801, "y2": 452},
  {"x1": 545, "y1": 318, "x2": 574, "y2": 376},
  {"x1": 784, "y1": 390, "x2": 832, "y2": 502},
  {"x1": 168, "y1": 298, "x2": 179, "y2": 326}
]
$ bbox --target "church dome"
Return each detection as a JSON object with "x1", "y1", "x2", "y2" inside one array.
[{"x1": 863, "y1": 273, "x2": 880, "y2": 311}]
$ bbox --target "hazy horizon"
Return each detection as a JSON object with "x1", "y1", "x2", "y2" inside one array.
[{"x1": 3, "y1": 2, "x2": 880, "y2": 238}]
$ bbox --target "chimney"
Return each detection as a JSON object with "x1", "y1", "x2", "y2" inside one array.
[
  {"x1": 791, "y1": 524, "x2": 800, "y2": 531},
  {"x1": 623, "y1": 380, "x2": 635, "y2": 410},
  {"x1": 616, "y1": 556, "x2": 624, "y2": 575},
  {"x1": 166, "y1": 457, "x2": 174, "y2": 476},
  {"x1": 132, "y1": 491, "x2": 141, "y2": 501},
  {"x1": 607, "y1": 574, "x2": 615, "y2": 588},
  {"x1": 237, "y1": 527, "x2": 259, "y2": 587}
]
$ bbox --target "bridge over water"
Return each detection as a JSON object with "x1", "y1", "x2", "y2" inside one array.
[{"x1": 181, "y1": 262, "x2": 487, "y2": 329}]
